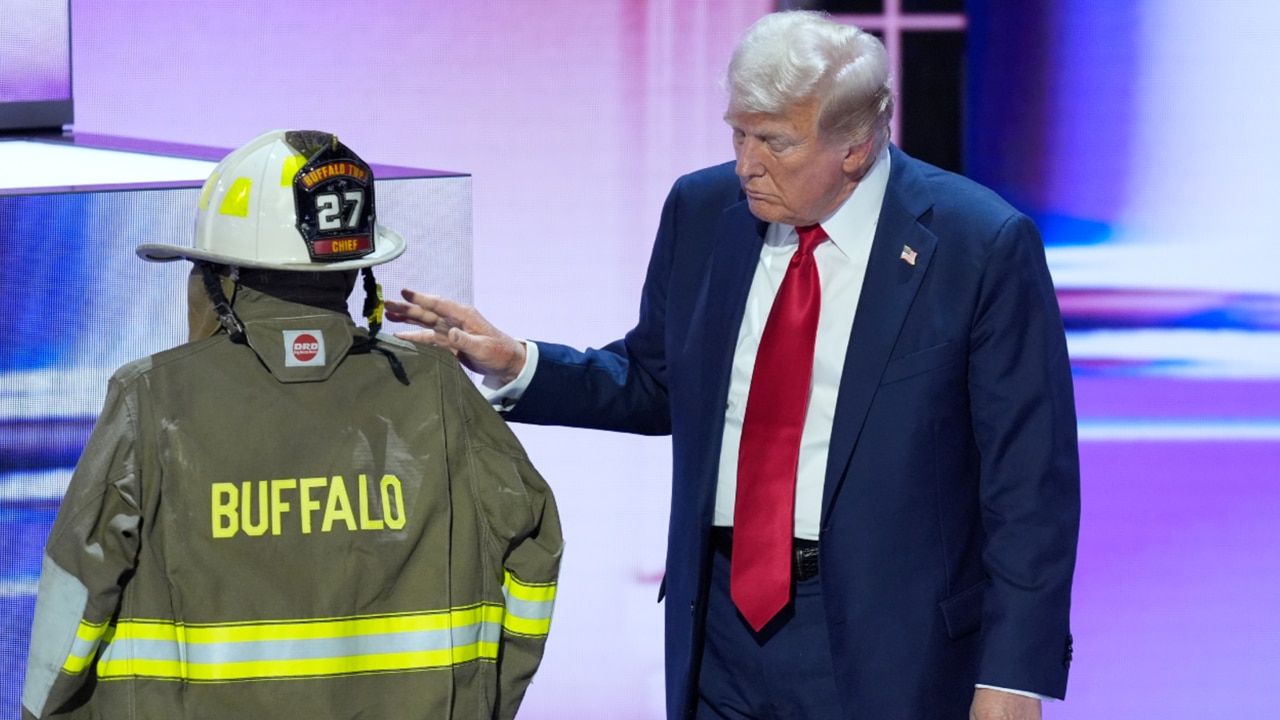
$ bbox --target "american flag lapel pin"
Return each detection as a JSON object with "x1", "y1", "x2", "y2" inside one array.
[{"x1": 900, "y1": 245, "x2": 918, "y2": 266}]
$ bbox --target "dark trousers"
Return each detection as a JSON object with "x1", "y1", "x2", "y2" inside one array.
[{"x1": 695, "y1": 545, "x2": 844, "y2": 719}]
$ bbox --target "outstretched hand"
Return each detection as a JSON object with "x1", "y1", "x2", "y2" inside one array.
[{"x1": 384, "y1": 289, "x2": 527, "y2": 386}]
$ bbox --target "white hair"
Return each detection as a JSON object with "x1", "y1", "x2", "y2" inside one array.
[{"x1": 725, "y1": 10, "x2": 894, "y2": 156}]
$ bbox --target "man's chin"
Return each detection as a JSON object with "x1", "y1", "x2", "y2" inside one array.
[{"x1": 744, "y1": 197, "x2": 786, "y2": 225}]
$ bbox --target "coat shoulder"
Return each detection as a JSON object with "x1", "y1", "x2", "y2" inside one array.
[
  {"x1": 671, "y1": 161, "x2": 742, "y2": 209},
  {"x1": 893, "y1": 150, "x2": 1024, "y2": 226}
]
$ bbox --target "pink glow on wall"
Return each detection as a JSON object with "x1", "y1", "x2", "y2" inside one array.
[{"x1": 69, "y1": 2, "x2": 770, "y2": 716}]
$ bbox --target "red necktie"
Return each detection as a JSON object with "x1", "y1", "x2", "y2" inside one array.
[{"x1": 731, "y1": 223, "x2": 827, "y2": 632}]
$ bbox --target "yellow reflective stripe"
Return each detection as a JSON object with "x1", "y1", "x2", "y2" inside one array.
[
  {"x1": 503, "y1": 570, "x2": 557, "y2": 603},
  {"x1": 219, "y1": 177, "x2": 252, "y2": 217},
  {"x1": 61, "y1": 619, "x2": 110, "y2": 673},
  {"x1": 94, "y1": 605, "x2": 506, "y2": 683},
  {"x1": 502, "y1": 570, "x2": 556, "y2": 638},
  {"x1": 98, "y1": 643, "x2": 502, "y2": 683},
  {"x1": 501, "y1": 614, "x2": 552, "y2": 638},
  {"x1": 111, "y1": 605, "x2": 500, "y2": 644},
  {"x1": 280, "y1": 154, "x2": 306, "y2": 187}
]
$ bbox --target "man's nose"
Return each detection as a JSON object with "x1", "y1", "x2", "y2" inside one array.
[{"x1": 736, "y1": 138, "x2": 765, "y2": 178}]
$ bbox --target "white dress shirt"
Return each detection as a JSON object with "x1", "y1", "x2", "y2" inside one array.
[{"x1": 712, "y1": 148, "x2": 890, "y2": 539}]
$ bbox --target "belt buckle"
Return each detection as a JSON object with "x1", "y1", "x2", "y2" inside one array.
[{"x1": 793, "y1": 543, "x2": 820, "y2": 582}]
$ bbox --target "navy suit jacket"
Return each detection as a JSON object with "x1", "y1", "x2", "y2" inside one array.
[{"x1": 510, "y1": 146, "x2": 1080, "y2": 719}]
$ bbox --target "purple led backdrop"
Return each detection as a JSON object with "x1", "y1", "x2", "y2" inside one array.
[
  {"x1": 968, "y1": 0, "x2": 1280, "y2": 715},
  {"x1": 0, "y1": 0, "x2": 71, "y2": 102},
  {"x1": 4, "y1": 0, "x2": 1274, "y2": 716}
]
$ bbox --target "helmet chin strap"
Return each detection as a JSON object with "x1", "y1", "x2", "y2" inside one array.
[
  {"x1": 360, "y1": 266, "x2": 385, "y2": 337},
  {"x1": 351, "y1": 266, "x2": 409, "y2": 385},
  {"x1": 197, "y1": 262, "x2": 247, "y2": 344}
]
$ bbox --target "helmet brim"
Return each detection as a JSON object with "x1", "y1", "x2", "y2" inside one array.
[{"x1": 137, "y1": 225, "x2": 406, "y2": 272}]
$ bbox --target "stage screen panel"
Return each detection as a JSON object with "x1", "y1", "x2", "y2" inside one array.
[{"x1": 0, "y1": 0, "x2": 73, "y2": 129}]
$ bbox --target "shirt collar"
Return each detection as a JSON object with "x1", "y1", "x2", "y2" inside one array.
[{"x1": 768, "y1": 145, "x2": 892, "y2": 256}]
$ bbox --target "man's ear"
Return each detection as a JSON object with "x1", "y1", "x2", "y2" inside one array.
[{"x1": 842, "y1": 138, "x2": 875, "y2": 177}]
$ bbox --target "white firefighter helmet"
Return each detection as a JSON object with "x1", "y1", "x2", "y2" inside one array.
[{"x1": 137, "y1": 130, "x2": 405, "y2": 271}]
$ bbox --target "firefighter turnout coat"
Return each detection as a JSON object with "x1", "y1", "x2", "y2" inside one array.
[{"x1": 22, "y1": 288, "x2": 563, "y2": 719}]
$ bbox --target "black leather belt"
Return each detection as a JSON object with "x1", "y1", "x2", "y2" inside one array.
[{"x1": 711, "y1": 527, "x2": 820, "y2": 582}]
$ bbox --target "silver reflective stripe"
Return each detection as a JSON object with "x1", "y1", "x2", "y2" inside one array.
[
  {"x1": 501, "y1": 593, "x2": 555, "y2": 621},
  {"x1": 97, "y1": 619, "x2": 504, "y2": 666},
  {"x1": 65, "y1": 624, "x2": 110, "y2": 668},
  {"x1": 92, "y1": 606, "x2": 509, "y2": 681},
  {"x1": 22, "y1": 556, "x2": 91, "y2": 716},
  {"x1": 97, "y1": 636, "x2": 181, "y2": 665},
  {"x1": 501, "y1": 571, "x2": 556, "y2": 636}
]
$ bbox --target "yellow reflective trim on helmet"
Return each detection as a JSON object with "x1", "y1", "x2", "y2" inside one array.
[
  {"x1": 197, "y1": 170, "x2": 219, "y2": 211},
  {"x1": 280, "y1": 154, "x2": 307, "y2": 187},
  {"x1": 219, "y1": 177, "x2": 252, "y2": 218}
]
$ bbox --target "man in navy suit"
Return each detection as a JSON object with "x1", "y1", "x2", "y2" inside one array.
[{"x1": 388, "y1": 10, "x2": 1079, "y2": 720}]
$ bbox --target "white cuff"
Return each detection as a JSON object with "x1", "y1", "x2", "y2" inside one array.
[
  {"x1": 974, "y1": 684, "x2": 1053, "y2": 702},
  {"x1": 479, "y1": 340, "x2": 538, "y2": 412}
]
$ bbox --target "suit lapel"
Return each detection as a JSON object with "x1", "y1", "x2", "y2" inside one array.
[
  {"x1": 700, "y1": 202, "x2": 765, "y2": 383},
  {"x1": 821, "y1": 148, "x2": 938, "y2": 522},
  {"x1": 689, "y1": 201, "x2": 765, "y2": 519}
]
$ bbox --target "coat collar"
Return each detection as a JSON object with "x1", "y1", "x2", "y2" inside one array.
[{"x1": 820, "y1": 146, "x2": 939, "y2": 520}]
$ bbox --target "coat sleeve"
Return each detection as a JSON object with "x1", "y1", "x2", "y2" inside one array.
[
  {"x1": 447, "y1": 363, "x2": 565, "y2": 720},
  {"x1": 968, "y1": 212, "x2": 1080, "y2": 698},
  {"x1": 492, "y1": 460, "x2": 562, "y2": 720},
  {"x1": 22, "y1": 375, "x2": 144, "y2": 719}
]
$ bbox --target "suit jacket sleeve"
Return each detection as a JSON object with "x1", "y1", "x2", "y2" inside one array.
[{"x1": 969, "y1": 213, "x2": 1080, "y2": 697}]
